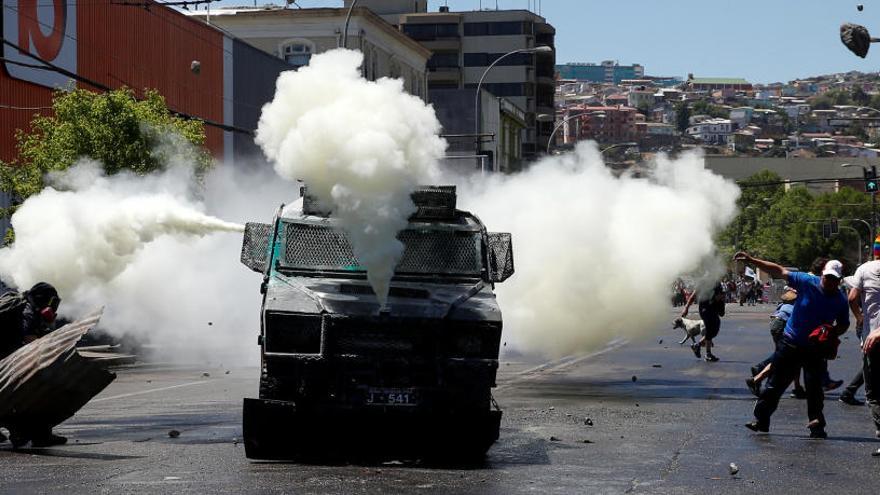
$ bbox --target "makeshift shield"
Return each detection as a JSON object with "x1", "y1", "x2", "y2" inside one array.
[{"x1": 0, "y1": 309, "x2": 115, "y2": 433}]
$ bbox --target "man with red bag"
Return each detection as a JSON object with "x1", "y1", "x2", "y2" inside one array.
[{"x1": 734, "y1": 253, "x2": 849, "y2": 439}]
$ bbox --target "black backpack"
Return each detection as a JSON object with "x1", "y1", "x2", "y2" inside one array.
[{"x1": 0, "y1": 290, "x2": 27, "y2": 359}]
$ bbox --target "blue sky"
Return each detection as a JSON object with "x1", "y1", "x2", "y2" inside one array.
[{"x1": 213, "y1": 0, "x2": 880, "y2": 83}]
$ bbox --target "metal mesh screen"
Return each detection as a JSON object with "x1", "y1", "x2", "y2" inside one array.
[
  {"x1": 241, "y1": 223, "x2": 272, "y2": 273},
  {"x1": 283, "y1": 223, "x2": 482, "y2": 275},
  {"x1": 487, "y1": 232, "x2": 514, "y2": 282}
]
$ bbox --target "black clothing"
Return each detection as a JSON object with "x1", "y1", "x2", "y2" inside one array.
[
  {"x1": 754, "y1": 317, "x2": 788, "y2": 372},
  {"x1": 754, "y1": 338, "x2": 827, "y2": 430},
  {"x1": 865, "y1": 346, "x2": 880, "y2": 431},
  {"x1": 0, "y1": 284, "x2": 58, "y2": 361},
  {"x1": 697, "y1": 284, "x2": 725, "y2": 340}
]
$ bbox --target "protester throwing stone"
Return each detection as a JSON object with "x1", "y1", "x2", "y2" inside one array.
[{"x1": 734, "y1": 253, "x2": 849, "y2": 439}]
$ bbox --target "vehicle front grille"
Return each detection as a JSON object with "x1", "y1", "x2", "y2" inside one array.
[{"x1": 326, "y1": 318, "x2": 500, "y2": 360}]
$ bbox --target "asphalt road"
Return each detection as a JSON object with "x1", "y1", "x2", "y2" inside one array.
[{"x1": 2, "y1": 305, "x2": 879, "y2": 494}]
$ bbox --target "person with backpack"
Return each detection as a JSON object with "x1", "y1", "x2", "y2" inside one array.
[{"x1": 0, "y1": 282, "x2": 65, "y2": 447}]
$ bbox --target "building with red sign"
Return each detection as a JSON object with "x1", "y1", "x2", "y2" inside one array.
[{"x1": 0, "y1": 0, "x2": 290, "y2": 163}]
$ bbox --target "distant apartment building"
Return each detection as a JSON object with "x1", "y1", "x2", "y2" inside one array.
[
  {"x1": 556, "y1": 61, "x2": 645, "y2": 84},
  {"x1": 568, "y1": 105, "x2": 640, "y2": 144},
  {"x1": 397, "y1": 8, "x2": 556, "y2": 160},
  {"x1": 188, "y1": 6, "x2": 431, "y2": 99},
  {"x1": 686, "y1": 76, "x2": 753, "y2": 92},
  {"x1": 687, "y1": 118, "x2": 733, "y2": 145}
]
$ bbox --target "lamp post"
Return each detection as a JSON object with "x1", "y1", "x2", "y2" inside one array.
[
  {"x1": 474, "y1": 45, "x2": 553, "y2": 164},
  {"x1": 546, "y1": 111, "x2": 604, "y2": 154},
  {"x1": 342, "y1": 0, "x2": 359, "y2": 49},
  {"x1": 600, "y1": 142, "x2": 638, "y2": 155},
  {"x1": 842, "y1": 162, "x2": 877, "y2": 246}
]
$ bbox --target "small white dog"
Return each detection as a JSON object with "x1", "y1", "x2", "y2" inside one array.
[{"x1": 672, "y1": 317, "x2": 706, "y2": 345}]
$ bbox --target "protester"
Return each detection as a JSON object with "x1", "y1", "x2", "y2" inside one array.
[
  {"x1": 746, "y1": 288, "x2": 800, "y2": 397},
  {"x1": 840, "y1": 240, "x2": 880, "y2": 407},
  {"x1": 681, "y1": 282, "x2": 726, "y2": 362},
  {"x1": 0, "y1": 282, "x2": 67, "y2": 448},
  {"x1": 735, "y1": 253, "x2": 849, "y2": 439},
  {"x1": 846, "y1": 246, "x2": 880, "y2": 456}
]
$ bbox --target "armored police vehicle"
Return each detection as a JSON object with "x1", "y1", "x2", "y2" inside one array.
[{"x1": 239, "y1": 186, "x2": 514, "y2": 460}]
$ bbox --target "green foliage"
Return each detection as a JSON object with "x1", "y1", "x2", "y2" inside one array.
[
  {"x1": 675, "y1": 102, "x2": 691, "y2": 133},
  {"x1": 719, "y1": 171, "x2": 871, "y2": 271},
  {"x1": 0, "y1": 88, "x2": 211, "y2": 205},
  {"x1": 691, "y1": 100, "x2": 729, "y2": 119},
  {"x1": 810, "y1": 89, "x2": 853, "y2": 110}
]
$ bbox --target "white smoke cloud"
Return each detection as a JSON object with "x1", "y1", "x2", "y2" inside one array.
[
  {"x1": 456, "y1": 143, "x2": 740, "y2": 357},
  {"x1": 255, "y1": 49, "x2": 446, "y2": 306},
  {"x1": 0, "y1": 159, "x2": 291, "y2": 364}
]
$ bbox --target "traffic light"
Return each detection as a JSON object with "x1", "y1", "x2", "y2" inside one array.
[
  {"x1": 831, "y1": 217, "x2": 839, "y2": 234},
  {"x1": 823, "y1": 222, "x2": 832, "y2": 239},
  {"x1": 865, "y1": 166, "x2": 879, "y2": 193}
]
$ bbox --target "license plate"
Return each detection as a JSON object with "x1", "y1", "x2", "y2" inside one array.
[{"x1": 365, "y1": 387, "x2": 418, "y2": 406}]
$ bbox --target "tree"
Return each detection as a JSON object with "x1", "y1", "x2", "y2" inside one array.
[
  {"x1": 0, "y1": 88, "x2": 211, "y2": 203},
  {"x1": 675, "y1": 102, "x2": 691, "y2": 133}
]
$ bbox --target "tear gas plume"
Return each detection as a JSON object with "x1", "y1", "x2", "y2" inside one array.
[
  {"x1": 0, "y1": 160, "x2": 291, "y2": 364},
  {"x1": 0, "y1": 161, "x2": 242, "y2": 293},
  {"x1": 256, "y1": 49, "x2": 445, "y2": 306},
  {"x1": 456, "y1": 143, "x2": 740, "y2": 357}
]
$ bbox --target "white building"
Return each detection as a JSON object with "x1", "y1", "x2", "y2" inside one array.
[
  {"x1": 686, "y1": 118, "x2": 733, "y2": 145},
  {"x1": 188, "y1": 6, "x2": 432, "y2": 100}
]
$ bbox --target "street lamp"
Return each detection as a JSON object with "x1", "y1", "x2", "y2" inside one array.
[
  {"x1": 600, "y1": 142, "x2": 638, "y2": 155},
  {"x1": 474, "y1": 45, "x2": 553, "y2": 163},
  {"x1": 546, "y1": 111, "x2": 604, "y2": 154},
  {"x1": 842, "y1": 162, "x2": 878, "y2": 244},
  {"x1": 342, "y1": 0, "x2": 359, "y2": 49}
]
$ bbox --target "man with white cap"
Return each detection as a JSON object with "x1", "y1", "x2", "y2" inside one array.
[{"x1": 734, "y1": 252, "x2": 850, "y2": 439}]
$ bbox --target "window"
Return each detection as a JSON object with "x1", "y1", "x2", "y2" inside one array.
[
  {"x1": 279, "y1": 39, "x2": 314, "y2": 69},
  {"x1": 466, "y1": 82, "x2": 529, "y2": 98},
  {"x1": 464, "y1": 21, "x2": 532, "y2": 36},
  {"x1": 402, "y1": 23, "x2": 459, "y2": 41},
  {"x1": 427, "y1": 52, "x2": 460, "y2": 69},
  {"x1": 463, "y1": 52, "x2": 532, "y2": 67}
]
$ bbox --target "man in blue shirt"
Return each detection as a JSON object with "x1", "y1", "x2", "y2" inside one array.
[{"x1": 734, "y1": 252, "x2": 850, "y2": 439}]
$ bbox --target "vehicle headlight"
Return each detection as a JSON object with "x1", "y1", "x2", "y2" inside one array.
[{"x1": 264, "y1": 312, "x2": 322, "y2": 354}]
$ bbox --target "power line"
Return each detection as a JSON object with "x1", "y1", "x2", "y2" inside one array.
[
  {"x1": 0, "y1": 38, "x2": 254, "y2": 135},
  {"x1": 0, "y1": 104, "x2": 54, "y2": 111},
  {"x1": 3, "y1": 2, "x2": 293, "y2": 116}
]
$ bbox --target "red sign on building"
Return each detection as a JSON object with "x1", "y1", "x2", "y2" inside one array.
[{"x1": 3, "y1": 0, "x2": 77, "y2": 89}]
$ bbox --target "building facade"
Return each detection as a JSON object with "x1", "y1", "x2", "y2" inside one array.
[
  {"x1": 398, "y1": 8, "x2": 555, "y2": 160},
  {"x1": 429, "y1": 88, "x2": 526, "y2": 173},
  {"x1": 0, "y1": 0, "x2": 289, "y2": 165},
  {"x1": 188, "y1": 7, "x2": 431, "y2": 100},
  {"x1": 556, "y1": 61, "x2": 645, "y2": 84}
]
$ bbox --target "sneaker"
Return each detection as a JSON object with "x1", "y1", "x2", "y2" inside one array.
[
  {"x1": 839, "y1": 394, "x2": 865, "y2": 406},
  {"x1": 705, "y1": 354, "x2": 720, "y2": 362},
  {"x1": 824, "y1": 379, "x2": 844, "y2": 392},
  {"x1": 0, "y1": 430, "x2": 6, "y2": 443},
  {"x1": 790, "y1": 387, "x2": 807, "y2": 399},
  {"x1": 30, "y1": 433, "x2": 67, "y2": 448},
  {"x1": 691, "y1": 343, "x2": 702, "y2": 358},
  {"x1": 750, "y1": 365, "x2": 762, "y2": 378},
  {"x1": 745, "y1": 421, "x2": 769, "y2": 433},
  {"x1": 872, "y1": 448, "x2": 880, "y2": 457},
  {"x1": 807, "y1": 419, "x2": 827, "y2": 439},
  {"x1": 746, "y1": 377, "x2": 761, "y2": 397},
  {"x1": 809, "y1": 428, "x2": 828, "y2": 439}
]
